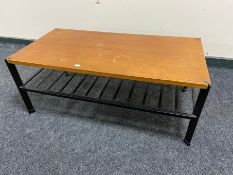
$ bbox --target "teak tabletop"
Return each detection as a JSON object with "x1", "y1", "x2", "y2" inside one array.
[{"x1": 7, "y1": 28, "x2": 211, "y2": 89}]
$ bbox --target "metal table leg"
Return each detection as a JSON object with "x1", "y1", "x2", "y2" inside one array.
[
  {"x1": 184, "y1": 85, "x2": 210, "y2": 145},
  {"x1": 5, "y1": 61, "x2": 211, "y2": 145},
  {"x1": 5, "y1": 60, "x2": 35, "y2": 114}
]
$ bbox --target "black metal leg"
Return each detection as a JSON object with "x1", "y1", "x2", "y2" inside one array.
[
  {"x1": 184, "y1": 85, "x2": 210, "y2": 145},
  {"x1": 5, "y1": 60, "x2": 35, "y2": 114},
  {"x1": 5, "y1": 59, "x2": 210, "y2": 144}
]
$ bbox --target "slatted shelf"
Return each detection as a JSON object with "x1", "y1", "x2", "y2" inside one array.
[{"x1": 23, "y1": 69, "x2": 197, "y2": 118}]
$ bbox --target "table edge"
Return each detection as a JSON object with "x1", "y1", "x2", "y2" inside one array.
[{"x1": 7, "y1": 59, "x2": 210, "y2": 89}]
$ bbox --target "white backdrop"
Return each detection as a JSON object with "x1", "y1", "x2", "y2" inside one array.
[{"x1": 0, "y1": 0, "x2": 233, "y2": 58}]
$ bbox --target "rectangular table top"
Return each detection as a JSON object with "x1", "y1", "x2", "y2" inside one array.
[{"x1": 7, "y1": 28, "x2": 211, "y2": 89}]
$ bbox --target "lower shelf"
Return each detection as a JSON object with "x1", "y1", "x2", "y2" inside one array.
[{"x1": 21, "y1": 68, "x2": 198, "y2": 119}]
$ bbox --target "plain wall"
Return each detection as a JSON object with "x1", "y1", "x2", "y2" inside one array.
[{"x1": 0, "y1": 0, "x2": 233, "y2": 58}]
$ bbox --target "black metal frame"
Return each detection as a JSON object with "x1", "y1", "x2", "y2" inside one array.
[{"x1": 5, "y1": 60, "x2": 210, "y2": 146}]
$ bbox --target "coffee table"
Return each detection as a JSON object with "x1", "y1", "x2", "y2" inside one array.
[{"x1": 5, "y1": 28, "x2": 211, "y2": 145}]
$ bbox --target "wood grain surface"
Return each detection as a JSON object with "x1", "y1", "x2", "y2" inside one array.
[{"x1": 7, "y1": 28, "x2": 211, "y2": 88}]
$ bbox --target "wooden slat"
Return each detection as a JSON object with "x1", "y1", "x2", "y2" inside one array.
[
  {"x1": 51, "y1": 73, "x2": 75, "y2": 92},
  {"x1": 161, "y1": 85, "x2": 176, "y2": 111},
  {"x1": 100, "y1": 78, "x2": 121, "y2": 101},
  {"x1": 98, "y1": 78, "x2": 111, "y2": 99},
  {"x1": 129, "y1": 82, "x2": 148, "y2": 105},
  {"x1": 145, "y1": 83, "x2": 161, "y2": 108},
  {"x1": 61, "y1": 74, "x2": 86, "y2": 94},
  {"x1": 7, "y1": 28, "x2": 211, "y2": 88},
  {"x1": 176, "y1": 87, "x2": 193, "y2": 114}
]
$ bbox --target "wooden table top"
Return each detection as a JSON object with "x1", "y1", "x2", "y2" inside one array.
[{"x1": 7, "y1": 28, "x2": 210, "y2": 89}]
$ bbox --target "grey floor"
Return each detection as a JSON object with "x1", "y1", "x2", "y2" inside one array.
[{"x1": 0, "y1": 42, "x2": 233, "y2": 175}]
